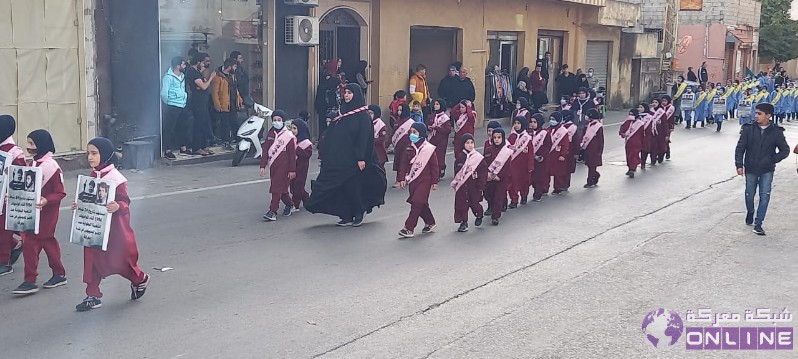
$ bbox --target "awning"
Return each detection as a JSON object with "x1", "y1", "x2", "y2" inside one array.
[
  {"x1": 726, "y1": 30, "x2": 753, "y2": 46},
  {"x1": 559, "y1": 0, "x2": 606, "y2": 7}
]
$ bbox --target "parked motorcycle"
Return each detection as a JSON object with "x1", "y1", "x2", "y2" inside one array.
[{"x1": 232, "y1": 103, "x2": 272, "y2": 167}]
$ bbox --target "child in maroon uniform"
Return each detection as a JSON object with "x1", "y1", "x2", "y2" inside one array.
[
  {"x1": 74, "y1": 137, "x2": 150, "y2": 311},
  {"x1": 546, "y1": 114, "x2": 571, "y2": 195},
  {"x1": 620, "y1": 109, "x2": 644, "y2": 178},
  {"x1": 290, "y1": 119, "x2": 313, "y2": 211},
  {"x1": 260, "y1": 110, "x2": 297, "y2": 221},
  {"x1": 398, "y1": 123, "x2": 439, "y2": 238},
  {"x1": 452, "y1": 134, "x2": 486, "y2": 232},
  {"x1": 12, "y1": 130, "x2": 67, "y2": 295},
  {"x1": 483, "y1": 128, "x2": 513, "y2": 226},
  {"x1": 427, "y1": 99, "x2": 451, "y2": 179},
  {"x1": 368, "y1": 105, "x2": 388, "y2": 169},
  {"x1": 580, "y1": 109, "x2": 605, "y2": 188},
  {"x1": 530, "y1": 113, "x2": 551, "y2": 202},
  {"x1": 391, "y1": 103, "x2": 414, "y2": 188},
  {"x1": 507, "y1": 115, "x2": 535, "y2": 207},
  {"x1": 0, "y1": 115, "x2": 26, "y2": 276},
  {"x1": 451, "y1": 100, "x2": 476, "y2": 154}
]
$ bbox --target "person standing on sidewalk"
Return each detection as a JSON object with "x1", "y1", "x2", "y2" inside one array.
[
  {"x1": 212, "y1": 58, "x2": 243, "y2": 149},
  {"x1": 734, "y1": 103, "x2": 790, "y2": 236},
  {"x1": 160, "y1": 56, "x2": 189, "y2": 159},
  {"x1": 186, "y1": 53, "x2": 215, "y2": 156}
]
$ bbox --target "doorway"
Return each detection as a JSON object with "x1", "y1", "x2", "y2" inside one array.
[
  {"x1": 487, "y1": 31, "x2": 519, "y2": 117},
  {"x1": 586, "y1": 41, "x2": 611, "y2": 95},
  {"x1": 538, "y1": 31, "x2": 565, "y2": 103},
  {"x1": 319, "y1": 8, "x2": 365, "y2": 83},
  {"x1": 410, "y1": 26, "x2": 459, "y2": 99}
]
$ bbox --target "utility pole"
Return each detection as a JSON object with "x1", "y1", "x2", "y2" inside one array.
[{"x1": 660, "y1": 0, "x2": 679, "y2": 91}]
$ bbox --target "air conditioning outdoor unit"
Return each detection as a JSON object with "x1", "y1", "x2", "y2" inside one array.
[
  {"x1": 285, "y1": 16, "x2": 319, "y2": 46},
  {"x1": 284, "y1": 0, "x2": 318, "y2": 6}
]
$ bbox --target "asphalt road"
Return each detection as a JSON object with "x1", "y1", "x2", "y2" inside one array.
[{"x1": 1, "y1": 112, "x2": 797, "y2": 359}]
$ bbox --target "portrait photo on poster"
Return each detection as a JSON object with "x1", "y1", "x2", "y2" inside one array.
[
  {"x1": 70, "y1": 175, "x2": 116, "y2": 251},
  {"x1": 4, "y1": 165, "x2": 42, "y2": 234}
]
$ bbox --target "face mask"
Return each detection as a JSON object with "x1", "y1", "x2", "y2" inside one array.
[
  {"x1": 273, "y1": 122, "x2": 284, "y2": 130},
  {"x1": 560, "y1": 99, "x2": 567, "y2": 105},
  {"x1": 588, "y1": 72, "x2": 594, "y2": 77},
  {"x1": 549, "y1": 120, "x2": 558, "y2": 126},
  {"x1": 409, "y1": 133, "x2": 420, "y2": 143}
]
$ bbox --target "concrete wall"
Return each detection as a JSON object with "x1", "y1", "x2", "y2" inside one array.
[
  {"x1": 674, "y1": 23, "x2": 727, "y2": 83},
  {"x1": 642, "y1": 0, "x2": 762, "y2": 28}
]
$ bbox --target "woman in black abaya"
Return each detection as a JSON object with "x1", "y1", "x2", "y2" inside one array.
[{"x1": 305, "y1": 83, "x2": 387, "y2": 226}]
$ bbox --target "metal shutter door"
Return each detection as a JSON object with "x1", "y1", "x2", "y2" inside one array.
[{"x1": 585, "y1": 41, "x2": 610, "y2": 92}]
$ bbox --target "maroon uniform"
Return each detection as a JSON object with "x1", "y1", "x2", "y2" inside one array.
[
  {"x1": 0, "y1": 140, "x2": 26, "y2": 267},
  {"x1": 453, "y1": 150, "x2": 486, "y2": 224},
  {"x1": 261, "y1": 128, "x2": 297, "y2": 213},
  {"x1": 483, "y1": 131, "x2": 511, "y2": 220},
  {"x1": 398, "y1": 140, "x2": 439, "y2": 232},
  {"x1": 582, "y1": 120, "x2": 604, "y2": 186},
  {"x1": 451, "y1": 104, "x2": 476, "y2": 154},
  {"x1": 546, "y1": 124, "x2": 571, "y2": 193},
  {"x1": 507, "y1": 130, "x2": 534, "y2": 204},
  {"x1": 373, "y1": 119, "x2": 388, "y2": 167},
  {"x1": 620, "y1": 117, "x2": 644, "y2": 172},
  {"x1": 291, "y1": 140, "x2": 313, "y2": 209},
  {"x1": 532, "y1": 128, "x2": 552, "y2": 200},
  {"x1": 427, "y1": 111, "x2": 452, "y2": 176}
]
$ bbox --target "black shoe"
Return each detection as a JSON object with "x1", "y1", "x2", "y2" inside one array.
[
  {"x1": 474, "y1": 217, "x2": 483, "y2": 227},
  {"x1": 262, "y1": 211, "x2": 277, "y2": 221},
  {"x1": 508, "y1": 203, "x2": 518, "y2": 209},
  {"x1": 43, "y1": 275, "x2": 67, "y2": 289},
  {"x1": 458, "y1": 222, "x2": 468, "y2": 232},
  {"x1": 352, "y1": 213, "x2": 364, "y2": 227},
  {"x1": 552, "y1": 190, "x2": 563, "y2": 195},
  {"x1": 282, "y1": 206, "x2": 293, "y2": 217},
  {"x1": 484, "y1": 208, "x2": 492, "y2": 217},
  {"x1": 336, "y1": 218, "x2": 353, "y2": 227},
  {"x1": 164, "y1": 152, "x2": 177, "y2": 160},
  {"x1": 629, "y1": 171, "x2": 635, "y2": 178},
  {"x1": 502, "y1": 204, "x2": 508, "y2": 212},
  {"x1": 491, "y1": 218, "x2": 500, "y2": 226},
  {"x1": 422, "y1": 224, "x2": 436, "y2": 234},
  {"x1": 0, "y1": 265, "x2": 12, "y2": 276},
  {"x1": 532, "y1": 198, "x2": 543, "y2": 202},
  {"x1": 10, "y1": 241, "x2": 22, "y2": 265},
  {"x1": 439, "y1": 170, "x2": 445, "y2": 179},
  {"x1": 666, "y1": 153, "x2": 671, "y2": 160},
  {"x1": 131, "y1": 274, "x2": 150, "y2": 300},
  {"x1": 76, "y1": 296, "x2": 102, "y2": 312},
  {"x1": 398, "y1": 229, "x2": 414, "y2": 238},
  {"x1": 753, "y1": 225, "x2": 766, "y2": 236},
  {"x1": 584, "y1": 184, "x2": 597, "y2": 188},
  {"x1": 520, "y1": 198, "x2": 527, "y2": 205},
  {"x1": 745, "y1": 212, "x2": 754, "y2": 226},
  {"x1": 12, "y1": 282, "x2": 39, "y2": 295}
]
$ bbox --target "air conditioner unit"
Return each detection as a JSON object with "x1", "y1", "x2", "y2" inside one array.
[
  {"x1": 284, "y1": 0, "x2": 318, "y2": 6},
  {"x1": 285, "y1": 16, "x2": 319, "y2": 46}
]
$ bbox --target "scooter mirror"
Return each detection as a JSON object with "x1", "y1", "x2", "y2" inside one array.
[{"x1": 254, "y1": 103, "x2": 273, "y2": 117}]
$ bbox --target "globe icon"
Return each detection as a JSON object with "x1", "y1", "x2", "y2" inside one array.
[{"x1": 642, "y1": 308, "x2": 684, "y2": 348}]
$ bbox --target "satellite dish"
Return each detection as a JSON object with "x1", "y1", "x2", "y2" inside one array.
[{"x1": 299, "y1": 19, "x2": 314, "y2": 43}]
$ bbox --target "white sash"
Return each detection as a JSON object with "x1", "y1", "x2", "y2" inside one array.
[
  {"x1": 565, "y1": 123, "x2": 577, "y2": 141},
  {"x1": 267, "y1": 129, "x2": 295, "y2": 167},
  {"x1": 664, "y1": 104, "x2": 675, "y2": 120},
  {"x1": 510, "y1": 131, "x2": 532, "y2": 160},
  {"x1": 95, "y1": 164, "x2": 128, "y2": 185},
  {"x1": 450, "y1": 151, "x2": 484, "y2": 192},
  {"x1": 0, "y1": 137, "x2": 24, "y2": 161},
  {"x1": 373, "y1": 120, "x2": 386, "y2": 139},
  {"x1": 549, "y1": 126, "x2": 569, "y2": 153},
  {"x1": 532, "y1": 130, "x2": 547, "y2": 153},
  {"x1": 32, "y1": 153, "x2": 60, "y2": 185},
  {"x1": 623, "y1": 118, "x2": 645, "y2": 143},
  {"x1": 488, "y1": 146, "x2": 513, "y2": 176},
  {"x1": 297, "y1": 139, "x2": 312, "y2": 150},
  {"x1": 430, "y1": 112, "x2": 449, "y2": 138},
  {"x1": 580, "y1": 121, "x2": 602, "y2": 149},
  {"x1": 405, "y1": 142, "x2": 436, "y2": 184},
  {"x1": 455, "y1": 111, "x2": 473, "y2": 133},
  {"x1": 392, "y1": 119, "x2": 414, "y2": 146}
]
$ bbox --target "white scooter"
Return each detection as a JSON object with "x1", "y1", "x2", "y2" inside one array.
[{"x1": 232, "y1": 103, "x2": 272, "y2": 167}]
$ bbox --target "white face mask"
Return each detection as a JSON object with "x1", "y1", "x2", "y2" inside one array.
[{"x1": 588, "y1": 72, "x2": 594, "y2": 77}]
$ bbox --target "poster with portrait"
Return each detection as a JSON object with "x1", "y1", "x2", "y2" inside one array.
[
  {"x1": 712, "y1": 98, "x2": 727, "y2": 116},
  {"x1": 4, "y1": 165, "x2": 42, "y2": 234},
  {"x1": 0, "y1": 150, "x2": 11, "y2": 215},
  {"x1": 70, "y1": 175, "x2": 116, "y2": 251}
]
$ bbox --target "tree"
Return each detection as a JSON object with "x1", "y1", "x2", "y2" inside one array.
[{"x1": 759, "y1": 0, "x2": 798, "y2": 62}]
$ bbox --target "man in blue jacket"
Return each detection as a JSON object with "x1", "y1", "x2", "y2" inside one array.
[
  {"x1": 734, "y1": 103, "x2": 790, "y2": 235},
  {"x1": 160, "y1": 56, "x2": 189, "y2": 159}
]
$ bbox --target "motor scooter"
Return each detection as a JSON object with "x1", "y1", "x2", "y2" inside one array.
[{"x1": 232, "y1": 103, "x2": 272, "y2": 167}]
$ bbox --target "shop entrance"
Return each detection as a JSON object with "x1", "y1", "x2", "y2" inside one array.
[
  {"x1": 409, "y1": 26, "x2": 459, "y2": 100},
  {"x1": 319, "y1": 8, "x2": 366, "y2": 85},
  {"x1": 537, "y1": 31, "x2": 566, "y2": 103}
]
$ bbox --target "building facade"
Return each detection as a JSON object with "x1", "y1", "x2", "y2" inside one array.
[{"x1": 641, "y1": 0, "x2": 761, "y2": 83}]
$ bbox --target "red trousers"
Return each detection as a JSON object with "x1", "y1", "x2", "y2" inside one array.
[
  {"x1": 484, "y1": 181, "x2": 507, "y2": 220},
  {"x1": 532, "y1": 166, "x2": 549, "y2": 200},
  {"x1": 0, "y1": 229, "x2": 19, "y2": 265},
  {"x1": 22, "y1": 234, "x2": 65, "y2": 283},
  {"x1": 84, "y1": 252, "x2": 145, "y2": 298},
  {"x1": 454, "y1": 186, "x2": 484, "y2": 223},
  {"x1": 405, "y1": 203, "x2": 435, "y2": 231},
  {"x1": 508, "y1": 174, "x2": 531, "y2": 204},
  {"x1": 290, "y1": 180, "x2": 309, "y2": 209},
  {"x1": 550, "y1": 174, "x2": 569, "y2": 192},
  {"x1": 269, "y1": 192, "x2": 293, "y2": 212}
]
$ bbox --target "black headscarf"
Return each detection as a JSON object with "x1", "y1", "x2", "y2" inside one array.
[
  {"x1": 492, "y1": 128, "x2": 506, "y2": 147},
  {"x1": 272, "y1": 109, "x2": 288, "y2": 122},
  {"x1": 518, "y1": 97, "x2": 529, "y2": 109},
  {"x1": 531, "y1": 113, "x2": 546, "y2": 129},
  {"x1": 367, "y1": 105, "x2": 382, "y2": 120},
  {"x1": 340, "y1": 83, "x2": 365, "y2": 113},
  {"x1": 432, "y1": 99, "x2": 447, "y2": 114},
  {"x1": 549, "y1": 112, "x2": 563, "y2": 125},
  {"x1": 629, "y1": 109, "x2": 640, "y2": 119},
  {"x1": 27, "y1": 130, "x2": 55, "y2": 160},
  {"x1": 517, "y1": 67, "x2": 530, "y2": 85},
  {"x1": 639, "y1": 102, "x2": 650, "y2": 114},
  {"x1": 411, "y1": 122, "x2": 427, "y2": 139},
  {"x1": 487, "y1": 120, "x2": 502, "y2": 134},
  {"x1": 398, "y1": 103, "x2": 411, "y2": 120},
  {"x1": 513, "y1": 115, "x2": 528, "y2": 133},
  {"x1": 586, "y1": 108, "x2": 601, "y2": 120},
  {"x1": 0, "y1": 115, "x2": 15, "y2": 141},
  {"x1": 88, "y1": 137, "x2": 119, "y2": 168},
  {"x1": 560, "y1": 110, "x2": 573, "y2": 123},
  {"x1": 293, "y1": 119, "x2": 311, "y2": 142},
  {"x1": 460, "y1": 133, "x2": 475, "y2": 151}
]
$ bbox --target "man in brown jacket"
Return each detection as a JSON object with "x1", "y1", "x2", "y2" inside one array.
[{"x1": 212, "y1": 58, "x2": 244, "y2": 146}]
